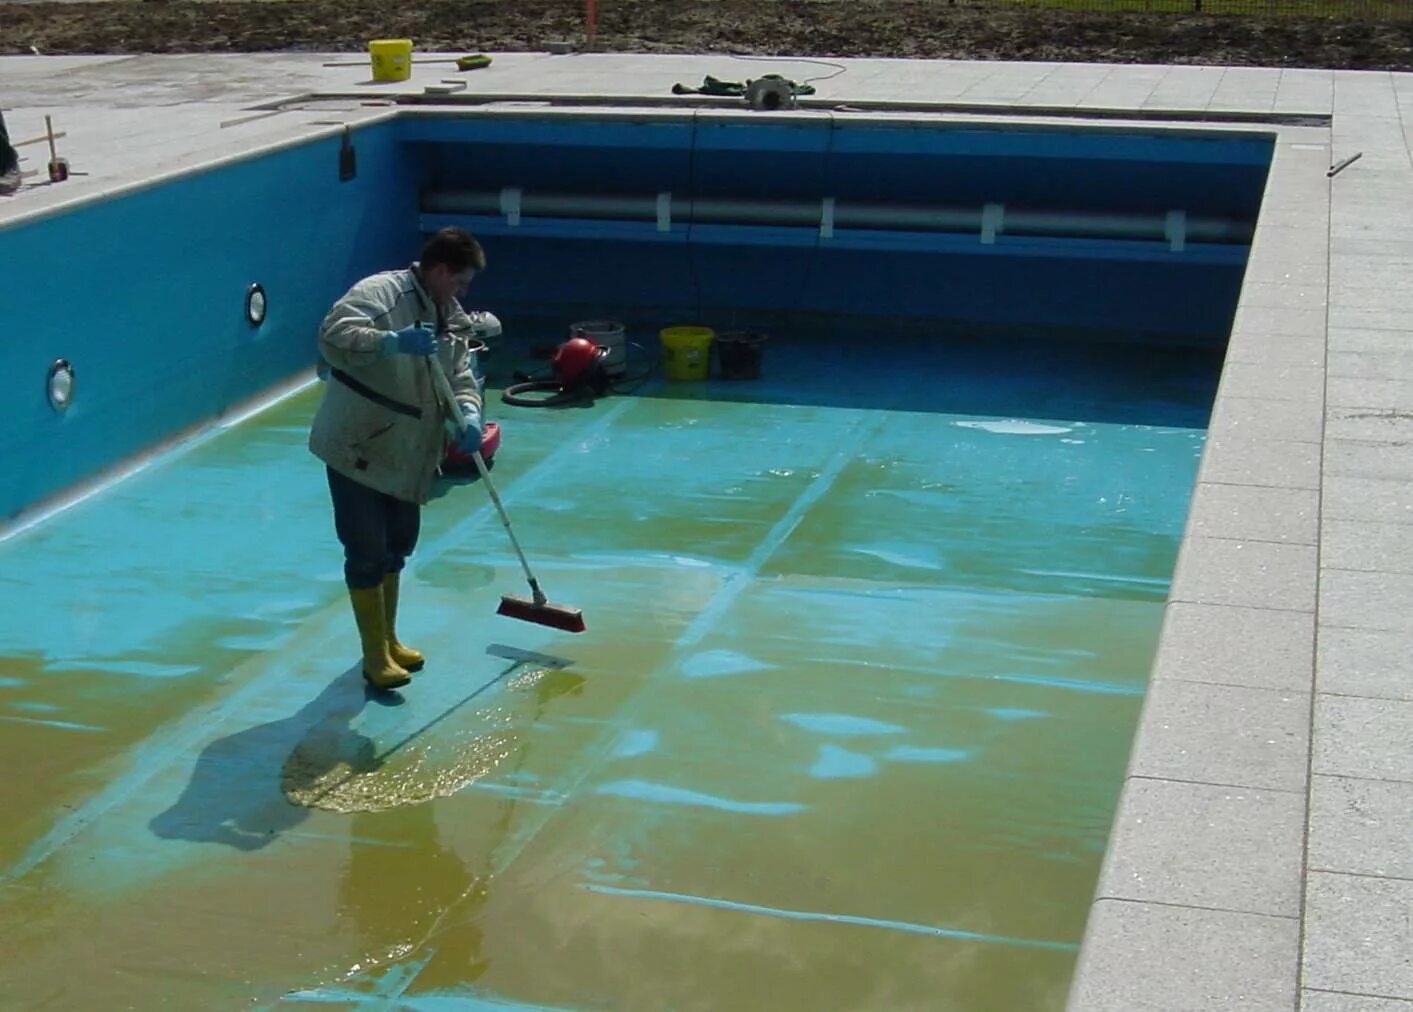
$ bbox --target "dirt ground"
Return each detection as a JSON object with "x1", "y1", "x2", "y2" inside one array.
[{"x1": 2, "y1": 0, "x2": 1412, "y2": 71}]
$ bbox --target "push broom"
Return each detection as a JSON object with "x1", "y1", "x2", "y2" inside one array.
[{"x1": 429, "y1": 356, "x2": 586, "y2": 633}]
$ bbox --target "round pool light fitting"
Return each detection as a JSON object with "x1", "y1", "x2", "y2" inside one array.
[
  {"x1": 245, "y1": 283, "x2": 268, "y2": 327},
  {"x1": 47, "y1": 359, "x2": 75, "y2": 412}
]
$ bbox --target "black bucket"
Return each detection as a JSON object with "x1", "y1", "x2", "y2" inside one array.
[{"x1": 716, "y1": 330, "x2": 767, "y2": 380}]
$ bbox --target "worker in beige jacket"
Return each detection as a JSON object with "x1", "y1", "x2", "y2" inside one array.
[{"x1": 309, "y1": 227, "x2": 496, "y2": 691}]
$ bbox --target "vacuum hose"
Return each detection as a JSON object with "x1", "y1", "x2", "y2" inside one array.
[
  {"x1": 502, "y1": 379, "x2": 594, "y2": 408},
  {"x1": 501, "y1": 336, "x2": 650, "y2": 408}
]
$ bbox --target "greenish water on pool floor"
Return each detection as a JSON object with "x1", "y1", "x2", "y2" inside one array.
[{"x1": 0, "y1": 330, "x2": 1215, "y2": 1010}]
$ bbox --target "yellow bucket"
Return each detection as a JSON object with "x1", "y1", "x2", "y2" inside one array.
[
  {"x1": 660, "y1": 325, "x2": 716, "y2": 381},
  {"x1": 368, "y1": 39, "x2": 414, "y2": 82}
]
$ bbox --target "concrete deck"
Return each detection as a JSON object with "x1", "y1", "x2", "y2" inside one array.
[{"x1": 3, "y1": 51, "x2": 1410, "y2": 1010}]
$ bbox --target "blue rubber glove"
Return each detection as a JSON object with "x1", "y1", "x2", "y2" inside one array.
[
  {"x1": 382, "y1": 324, "x2": 436, "y2": 357},
  {"x1": 456, "y1": 415, "x2": 483, "y2": 456}
]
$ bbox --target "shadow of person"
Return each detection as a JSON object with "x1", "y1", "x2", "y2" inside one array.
[{"x1": 149, "y1": 666, "x2": 400, "y2": 851}]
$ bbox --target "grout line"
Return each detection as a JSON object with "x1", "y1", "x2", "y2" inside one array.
[
  {"x1": 1201, "y1": 480, "x2": 1320, "y2": 494},
  {"x1": 1316, "y1": 565, "x2": 1413, "y2": 582},
  {"x1": 1169, "y1": 597, "x2": 1315, "y2": 616},
  {"x1": 1126, "y1": 774, "x2": 1305, "y2": 796},
  {"x1": 1323, "y1": 564, "x2": 1413, "y2": 575},
  {"x1": 1158, "y1": 674, "x2": 1312, "y2": 698},
  {"x1": 1314, "y1": 689, "x2": 1413, "y2": 704},
  {"x1": 1318, "y1": 620, "x2": 1413, "y2": 634},
  {"x1": 1307, "y1": 868, "x2": 1413, "y2": 887},
  {"x1": 1165, "y1": 599, "x2": 1314, "y2": 618},
  {"x1": 1314, "y1": 771, "x2": 1413, "y2": 788},
  {"x1": 1304, "y1": 986, "x2": 1413, "y2": 1005},
  {"x1": 1178, "y1": 532, "x2": 1319, "y2": 548},
  {"x1": 1309, "y1": 768, "x2": 1413, "y2": 790},
  {"x1": 1198, "y1": 479, "x2": 1321, "y2": 492},
  {"x1": 1097, "y1": 895, "x2": 1300, "y2": 922},
  {"x1": 1185, "y1": 533, "x2": 1318, "y2": 548},
  {"x1": 1297, "y1": 141, "x2": 1334, "y2": 1001}
]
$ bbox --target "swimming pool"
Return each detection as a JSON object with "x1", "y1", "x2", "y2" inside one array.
[{"x1": 0, "y1": 111, "x2": 1265, "y2": 1009}]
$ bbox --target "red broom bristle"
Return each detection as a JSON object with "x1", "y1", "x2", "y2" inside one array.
[{"x1": 497, "y1": 595, "x2": 587, "y2": 633}]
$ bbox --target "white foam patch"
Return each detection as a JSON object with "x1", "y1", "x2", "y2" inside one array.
[{"x1": 955, "y1": 420, "x2": 1073, "y2": 435}]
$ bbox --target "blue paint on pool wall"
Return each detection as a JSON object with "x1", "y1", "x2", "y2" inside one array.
[
  {"x1": 596, "y1": 780, "x2": 805, "y2": 816},
  {"x1": 409, "y1": 114, "x2": 1270, "y2": 344},
  {"x1": 1, "y1": 111, "x2": 1271, "y2": 526},
  {"x1": 0, "y1": 122, "x2": 419, "y2": 523}
]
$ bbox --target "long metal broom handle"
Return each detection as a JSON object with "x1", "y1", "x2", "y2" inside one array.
[
  {"x1": 427, "y1": 356, "x2": 545, "y2": 603},
  {"x1": 471, "y1": 451, "x2": 544, "y2": 602}
]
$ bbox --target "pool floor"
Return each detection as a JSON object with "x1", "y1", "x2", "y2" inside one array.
[{"x1": 0, "y1": 331, "x2": 1213, "y2": 1010}]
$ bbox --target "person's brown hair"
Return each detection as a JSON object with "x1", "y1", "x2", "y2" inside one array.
[{"x1": 420, "y1": 227, "x2": 486, "y2": 273}]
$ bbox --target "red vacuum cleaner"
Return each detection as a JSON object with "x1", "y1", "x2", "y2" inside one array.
[
  {"x1": 502, "y1": 334, "x2": 612, "y2": 407},
  {"x1": 442, "y1": 419, "x2": 501, "y2": 475}
]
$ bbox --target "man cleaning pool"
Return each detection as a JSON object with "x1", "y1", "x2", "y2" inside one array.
[{"x1": 309, "y1": 227, "x2": 499, "y2": 691}]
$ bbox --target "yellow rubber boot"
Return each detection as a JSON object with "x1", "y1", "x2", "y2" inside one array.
[
  {"x1": 349, "y1": 585, "x2": 411, "y2": 690},
  {"x1": 382, "y1": 573, "x2": 425, "y2": 673}
]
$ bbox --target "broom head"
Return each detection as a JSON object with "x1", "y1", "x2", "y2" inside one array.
[{"x1": 498, "y1": 594, "x2": 586, "y2": 633}]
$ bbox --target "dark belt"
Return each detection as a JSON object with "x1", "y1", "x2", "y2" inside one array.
[{"x1": 330, "y1": 368, "x2": 423, "y2": 420}]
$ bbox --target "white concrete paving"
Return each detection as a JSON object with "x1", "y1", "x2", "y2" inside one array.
[{"x1": 3, "y1": 48, "x2": 1411, "y2": 1011}]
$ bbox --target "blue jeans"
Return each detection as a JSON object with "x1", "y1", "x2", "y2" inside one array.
[{"x1": 326, "y1": 467, "x2": 421, "y2": 589}]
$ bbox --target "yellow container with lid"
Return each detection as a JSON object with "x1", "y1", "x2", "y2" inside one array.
[{"x1": 368, "y1": 39, "x2": 414, "y2": 82}]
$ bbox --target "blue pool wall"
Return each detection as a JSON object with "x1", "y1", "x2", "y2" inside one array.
[
  {"x1": 0, "y1": 123, "x2": 420, "y2": 523},
  {"x1": 0, "y1": 112, "x2": 1274, "y2": 524},
  {"x1": 406, "y1": 114, "x2": 1273, "y2": 345}
]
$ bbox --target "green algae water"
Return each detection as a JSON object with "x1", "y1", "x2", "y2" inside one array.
[{"x1": 0, "y1": 329, "x2": 1217, "y2": 1010}]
